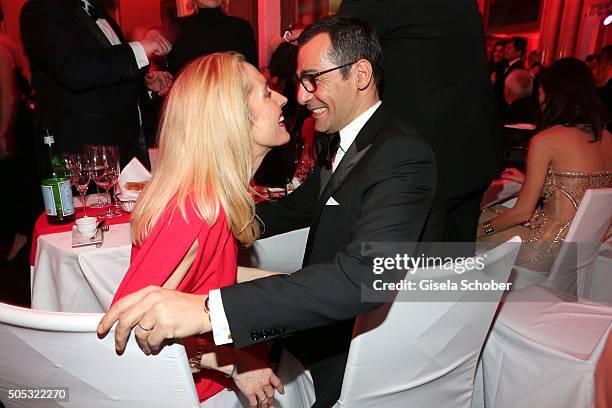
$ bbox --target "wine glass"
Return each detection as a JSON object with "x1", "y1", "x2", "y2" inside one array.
[
  {"x1": 90, "y1": 146, "x2": 120, "y2": 218},
  {"x1": 84, "y1": 145, "x2": 108, "y2": 208},
  {"x1": 294, "y1": 139, "x2": 315, "y2": 183},
  {"x1": 63, "y1": 153, "x2": 91, "y2": 217}
]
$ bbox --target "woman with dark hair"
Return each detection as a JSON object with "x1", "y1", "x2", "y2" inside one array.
[
  {"x1": 478, "y1": 58, "x2": 612, "y2": 271},
  {"x1": 489, "y1": 39, "x2": 507, "y2": 79}
]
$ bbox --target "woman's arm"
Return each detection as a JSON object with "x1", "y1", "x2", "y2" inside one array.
[
  {"x1": 478, "y1": 135, "x2": 554, "y2": 237},
  {"x1": 196, "y1": 344, "x2": 284, "y2": 407},
  {"x1": 237, "y1": 266, "x2": 287, "y2": 283}
]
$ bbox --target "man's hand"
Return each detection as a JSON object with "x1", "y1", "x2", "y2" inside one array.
[
  {"x1": 97, "y1": 286, "x2": 211, "y2": 355},
  {"x1": 233, "y1": 367, "x2": 285, "y2": 408},
  {"x1": 140, "y1": 35, "x2": 172, "y2": 58},
  {"x1": 145, "y1": 71, "x2": 173, "y2": 96}
]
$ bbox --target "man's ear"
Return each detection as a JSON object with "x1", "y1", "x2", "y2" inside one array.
[{"x1": 355, "y1": 59, "x2": 373, "y2": 91}]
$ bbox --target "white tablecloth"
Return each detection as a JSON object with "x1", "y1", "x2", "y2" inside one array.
[
  {"x1": 31, "y1": 224, "x2": 132, "y2": 312},
  {"x1": 31, "y1": 225, "x2": 309, "y2": 313}
]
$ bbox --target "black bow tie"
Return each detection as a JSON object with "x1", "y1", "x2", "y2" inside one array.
[
  {"x1": 82, "y1": 1, "x2": 104, "y2": 20},
  {"x1": 316, "y1": 132, "x2": 341, "y2": 169}
]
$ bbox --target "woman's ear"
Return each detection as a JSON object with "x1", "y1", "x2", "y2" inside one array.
[{"x1": 355, "y1": 59, "x2": 373, "y2": 91}]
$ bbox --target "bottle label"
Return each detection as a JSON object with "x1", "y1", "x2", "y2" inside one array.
[
  {"x1": 58, "y1": 180, "x2": 75, "y2": 216},
  {"x1": 41, "y1": 180, "x2": 75, "y2": 217},
  {"x1": 41, "y1": 185, "x2": 57, "y2": 216}
]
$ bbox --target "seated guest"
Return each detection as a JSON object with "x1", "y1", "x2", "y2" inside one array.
[
  {"x1": 503, "y1": 69, "x2": 537, "y2": 125},
  {"x1": 478, "y1": 58, "x2": 612, "y2": 272},
  {"x1": 112, "y1": 52, "x2": 288, "y2": 405}
]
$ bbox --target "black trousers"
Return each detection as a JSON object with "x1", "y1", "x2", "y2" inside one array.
[{"x1": 275, "y1": 319, "x2": 354, "y2": 408}]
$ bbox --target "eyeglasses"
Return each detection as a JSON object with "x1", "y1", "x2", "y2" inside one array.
[{"x1": 296, "y1": 61, "x2": 358, "y2": 93}]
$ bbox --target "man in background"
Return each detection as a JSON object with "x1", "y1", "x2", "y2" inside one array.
[
  {"x1": 338, "y1": 0, "x2": 503, "y2": 247},
  {"x1": 504, "y1": 69, "x2": 537, "y2": 125},
  {"x1": 20, "y1": 0, "x2": 173, "y2": 167}
]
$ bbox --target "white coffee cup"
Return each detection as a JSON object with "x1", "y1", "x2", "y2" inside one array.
[{"x1": 76, "y1": 216, "x2": 98, "y2": 235}]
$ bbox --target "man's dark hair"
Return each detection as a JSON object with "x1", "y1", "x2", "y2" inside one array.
[
  {"x1": 298, "y1": 15, "x2": 384, "y2": 93},
  {"x1": 538, "y1": 58, "x2": 606, "y2": 141},
  {"x1": 510, "y1": 37, "x2": 527, "y2": 57}
]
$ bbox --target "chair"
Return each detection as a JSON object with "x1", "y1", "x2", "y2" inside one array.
[
  {"x1": 511, "y1": 188, "x2": 612, "y2": 298},
  {"x1": 238, "y1": 227, "x2": 309, "y2": 273},
  {"x1": 0, "y1": 303, "x2": 313, "y2": 407},
  {"x1": 332, "y1": 237, "x2": 521, "y2": 408},
  {"x1": 479, "y1": 285, "x2": 612, "y2": 408}
]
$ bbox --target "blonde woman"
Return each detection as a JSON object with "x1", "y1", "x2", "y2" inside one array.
[{"x1": 112, "y1": 52, "x2": 289, "y2": 406}]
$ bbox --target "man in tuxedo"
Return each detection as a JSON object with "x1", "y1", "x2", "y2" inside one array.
[
  {"x1": 504, "y1": 37, "x2": 527, "y2": 75},
  {"x1": 495, "y1": 36, "x2": 528, "y2": 112},
  {"x1": 338, "y1": 0, "x2": 503, "y2": 248},
  {"x1": 100, "y1": 16, "x2": 436, "y2": 407},
  {"x1": 20, "y1": 0, "x2": 173, "y2": 167}
]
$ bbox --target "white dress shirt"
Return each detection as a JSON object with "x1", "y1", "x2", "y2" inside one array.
[
  {"x1": 81, "y1": 0, "x2": 148, "y2": 69},
  {"x1": 208, "y1": 100, "x2": 383, "y2": 345}
]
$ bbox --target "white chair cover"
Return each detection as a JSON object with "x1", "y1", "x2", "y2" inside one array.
[
  {"x1": 480, "y1": 285, "x2": 612, "y2": 408},
  {"x1": 238, "y1": 228, "x2": 309, "y2": 273},
  {"x1": 0, "y1": 303, "x2": 200, "y2": 407},
  {"x1": 0, "y1": 303, "x2": 314, "y2": 408},
  {"x1": 512, "y1": 188, "x2": 612, "y2": 297},
  {"x1": 333, "y1": 238, "x2": 521, "y2": 408}
]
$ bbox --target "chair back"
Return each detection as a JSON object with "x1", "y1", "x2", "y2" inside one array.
[
  {"x1": 548, "y1": 188, "x2": 612, "y2": 297},
  {"x1": 0, "y1": 303, "x2": 200, "y2": 407},
  {"x1": 334, "y1": 238, "x2": 520, "y2": 408},
  {"x1": 238, "y1": 228, "x2": 309, "y2": 273}
]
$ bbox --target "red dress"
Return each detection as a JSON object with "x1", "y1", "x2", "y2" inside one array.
[{"x1": 112, "y1": 194, "x2": 237, "y2": 402}]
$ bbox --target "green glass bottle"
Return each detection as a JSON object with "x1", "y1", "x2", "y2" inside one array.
[{"x1": 40, "y1": 130, "x2": 75, "y2": 224}]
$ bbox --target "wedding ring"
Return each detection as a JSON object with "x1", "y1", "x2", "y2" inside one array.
[{"x1": 138, "y1": 322, "x2": 153, "y2": 331}]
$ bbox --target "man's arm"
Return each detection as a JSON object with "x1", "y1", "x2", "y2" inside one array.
[
  {"x1": 256, "y1": 166, "x2": 319, "y2": 237},
  {"x1": 223, "y1": 133, "x2": 436, "y2": 347}
]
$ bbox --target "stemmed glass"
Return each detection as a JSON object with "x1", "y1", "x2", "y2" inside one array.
[
  {"x1": 294, "y1": 139, "x2": 315, "y2": 183},
  {"x1": 84, "y1": 145, "x2": 108, "y2": 208},
  {"x1": 63, "y1": 153, "x2": 92, "y2": 217},
  {"x1": 90, "y1": 146, "x2": 121, "y2": 218}
]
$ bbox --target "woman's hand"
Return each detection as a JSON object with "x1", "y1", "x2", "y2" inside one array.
[
  {"x1": 233, "y1": 366, "x2": 285, "y2": 408},
  {"x1": 501, "y1": 167, "x2": 525, "y2": 184}
]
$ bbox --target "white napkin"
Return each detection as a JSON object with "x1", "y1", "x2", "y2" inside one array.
[{"x1": 118, "y1": 157, "x2": 151, "y2": 199}]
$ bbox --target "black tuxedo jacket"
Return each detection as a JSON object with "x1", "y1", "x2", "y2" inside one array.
[
  {"x1": 338, "y1": 0, "x2": 503, "y2": 198},
  {"x1": 221, "y1": 106, "x2": 436, "y2": 347},
  {"x1": 20, "y1": 0, "x2": 144, "y2": 166}
]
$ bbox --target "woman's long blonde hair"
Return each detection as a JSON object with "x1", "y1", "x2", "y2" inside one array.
[{"x1": 131, "y1": 52, "x2": 259, "y2": 246}]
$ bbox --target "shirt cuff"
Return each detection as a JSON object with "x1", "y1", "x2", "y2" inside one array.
[
  {"x1": 129, "y1": 41, "x2": 149, "y2": 69},
  {"x1": 208, "y1": 289, "x2": 233, "y2": 345}
]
